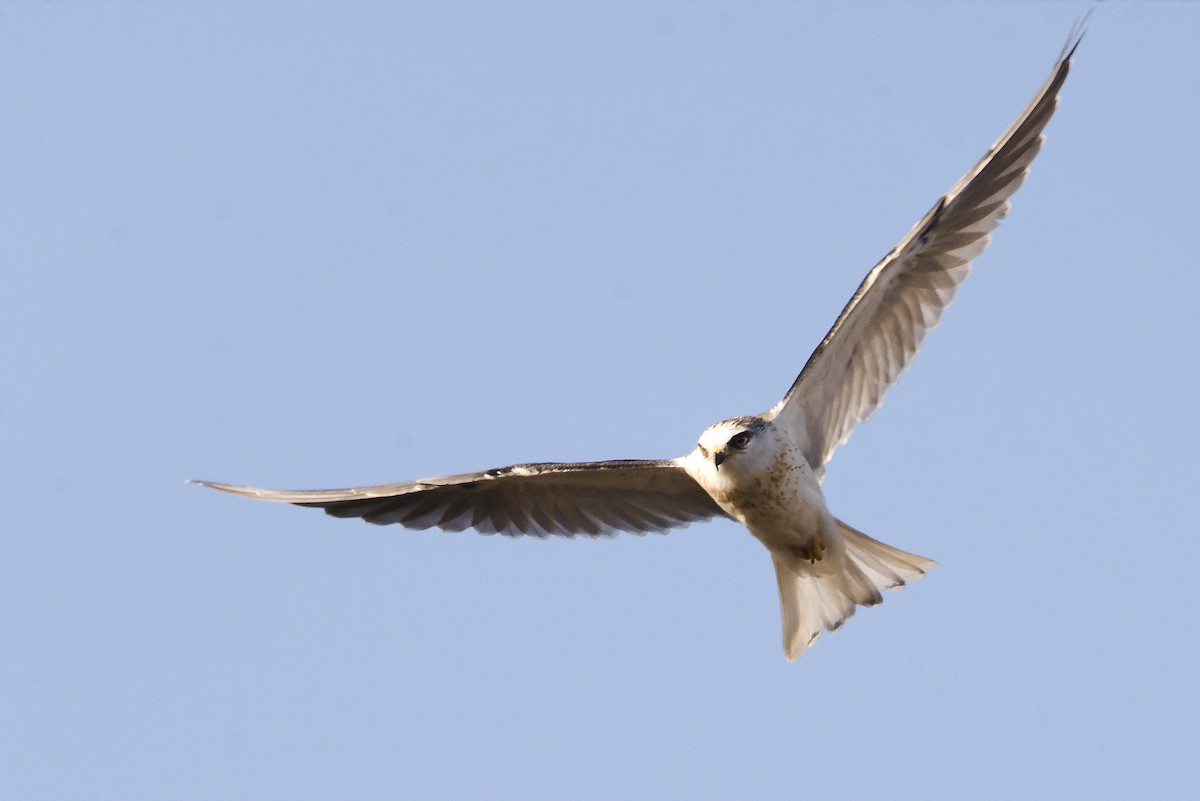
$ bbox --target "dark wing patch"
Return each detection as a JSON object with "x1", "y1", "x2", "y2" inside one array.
[{"x1": 193, "y1": 459, "x2": 729, "y2": 538}]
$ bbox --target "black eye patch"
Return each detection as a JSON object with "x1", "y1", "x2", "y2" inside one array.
[{"x1": 728, "y1": 432, "x2": 752, "y2": 450}]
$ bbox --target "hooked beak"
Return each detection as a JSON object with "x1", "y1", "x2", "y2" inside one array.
[{"x1": 713, "y1": 449, "x2": 727, "y2": 469}]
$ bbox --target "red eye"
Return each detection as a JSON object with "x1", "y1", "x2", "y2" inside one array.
[
  {"x1": 729, "y1": 432, "x2": 752, "y2": 450},
  {"x1": 698, "y1": 445, "x2": 709, "y2": 458}
]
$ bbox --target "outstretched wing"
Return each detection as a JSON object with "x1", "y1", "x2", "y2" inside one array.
[
  {"x1": 194, "y1": 458, "x2": 729, "y2": 538},
  {"x1": 770, "y1": 28, "x2": 1083, "y2": 473}
]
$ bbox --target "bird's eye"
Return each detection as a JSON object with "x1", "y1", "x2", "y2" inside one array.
[
  {"x1": 698, "y1": 445, "x2": 709, "y2": 458},
  {"x1": 728, "y1": 432, "x2": 752, "y2": 450}
]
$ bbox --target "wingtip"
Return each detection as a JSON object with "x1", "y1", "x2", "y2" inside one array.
[
  {"x1": 1063, "y1": 10, "x2": 1091, "y2": 62},
  {"x1": 189, "y1": 479, "x2": 261, "y2": 498}
]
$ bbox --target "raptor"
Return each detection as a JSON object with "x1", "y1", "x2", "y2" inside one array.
[{"x1": 197, "y1": 31, "x2": 1082, "y2": 660}]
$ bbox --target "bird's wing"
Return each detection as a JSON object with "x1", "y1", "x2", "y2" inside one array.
[
  {"x1": 769, "y1": 28, "x2": 1082, "y2": 474},
  {"x1": 194, "y1": 458, "x2": 729, "y2": 538}
]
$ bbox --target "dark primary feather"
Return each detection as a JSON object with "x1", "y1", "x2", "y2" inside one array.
[
  {"x1": 771, "y1": 27, "x2": 1084, "y2": 475},
  {"x1": 194, "y1": 459, "x2": 729, "y2": 538}
]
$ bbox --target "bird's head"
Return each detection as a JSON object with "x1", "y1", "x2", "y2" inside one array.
[{"x1": 692, "y1": 416, "x2": 775, "y2": 477}]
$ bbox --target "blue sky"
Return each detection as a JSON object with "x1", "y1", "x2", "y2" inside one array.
[{"x1": 3, "y1": 3, "x2": 1197, "y2": 799}]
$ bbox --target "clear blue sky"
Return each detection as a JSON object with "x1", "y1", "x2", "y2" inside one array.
[{"x1": 4, "y1": 3, "x2": 1197, "y2": 799}]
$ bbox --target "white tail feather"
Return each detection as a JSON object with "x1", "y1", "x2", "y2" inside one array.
[{"x1": 774, "y1": 520, "x2": 936, "y2": 661}]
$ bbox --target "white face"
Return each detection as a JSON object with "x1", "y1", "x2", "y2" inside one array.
[{"x1": 691, "y1": 417, "x2": 779, "y2": 481}]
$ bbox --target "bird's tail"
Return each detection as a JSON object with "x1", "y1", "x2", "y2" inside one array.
[{"x1": 773, "y1": 519, "x2": 936, "y2": 661}]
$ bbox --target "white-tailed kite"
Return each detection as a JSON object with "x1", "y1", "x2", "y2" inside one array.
[{"x1": 196, "y1": 30, "x2": 1082, "y2": 660}]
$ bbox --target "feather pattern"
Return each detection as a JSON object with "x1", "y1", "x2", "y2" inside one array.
[
  {"x1": 193, "y1": 459, "x2": 729, "y2": 539},
  {"x1": 770, "y1": 30, "x2": 1082, "y2": 475}
]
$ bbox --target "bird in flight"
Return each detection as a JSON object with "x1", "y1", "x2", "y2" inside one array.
[{"x1": 196, "y1": 30, "x2": 1082, "y2": 661}]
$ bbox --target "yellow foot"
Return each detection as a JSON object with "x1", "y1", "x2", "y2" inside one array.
[{"x1": 793, "y1": 538, "x2": 827, "y2": 564}]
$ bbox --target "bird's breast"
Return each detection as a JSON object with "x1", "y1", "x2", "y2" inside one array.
[
  {"x1": 705, "y1": 449, "x2": 838, "y2": 565},
  {"x1": 709, "y1": 450, "x2": 818, "y2": 525}
]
